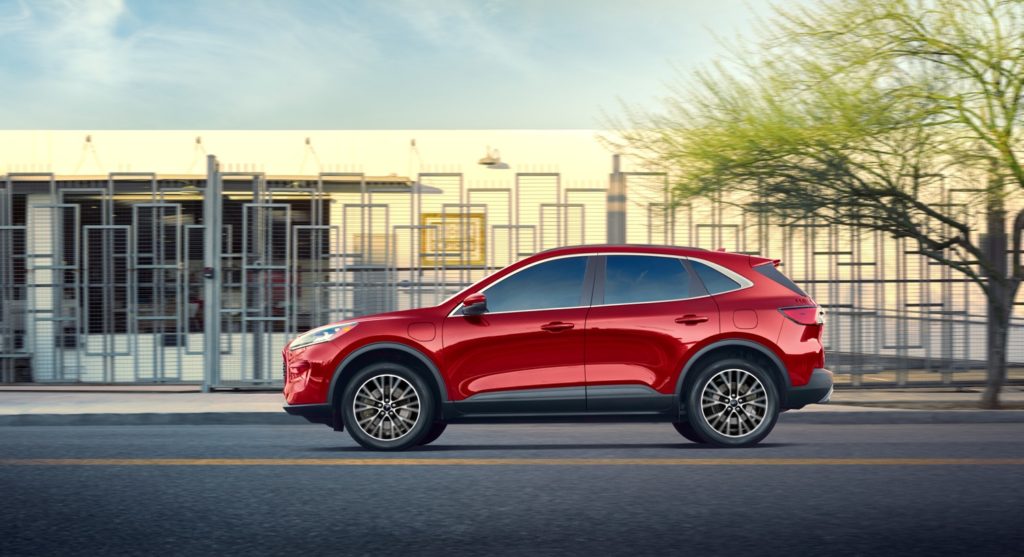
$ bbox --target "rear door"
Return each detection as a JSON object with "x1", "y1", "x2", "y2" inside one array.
[{"x1": 584, "y1": 254, "x2": 719, "y2": 412}]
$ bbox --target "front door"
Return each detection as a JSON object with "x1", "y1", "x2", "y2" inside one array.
[
  {"x1": 442, "y1": 255, "x2": 595, "y2": 414},
  {"x1": 585, "y1": 254, "x2": 720, "y2": 412}
]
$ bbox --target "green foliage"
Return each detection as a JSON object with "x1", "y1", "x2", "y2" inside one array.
[{"x1": 617, "y1": 0, "x2": 1024, "y2": 291}]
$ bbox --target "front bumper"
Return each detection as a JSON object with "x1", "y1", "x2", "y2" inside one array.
[
  {"x1": 783, "y1": 368, "x2": 833, "y2": 409},
  {"x1": 283, "y1": 403, "x2": 337, "y2": 428}
]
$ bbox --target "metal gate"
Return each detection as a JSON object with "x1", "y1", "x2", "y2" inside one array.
[
  {"x1": 1, "y1": 174, "x2": 202, "y2": 383},
  {"x1": 202, "y1": 164, "x2": 584, "y2": 387},
  {"x1": 1, "y1": 155, "x2": 1022, "y2": 387},
  {"x1": 620, "y1": 172, "x2": 1024, "y2": 384},
  {"x1": 0, "y1": 176, "x2": 29, "y2": 383}
]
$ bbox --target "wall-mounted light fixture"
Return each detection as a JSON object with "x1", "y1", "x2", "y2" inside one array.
[{"x1": 477, "y1": 146, "x2": 510, "y2": 169}]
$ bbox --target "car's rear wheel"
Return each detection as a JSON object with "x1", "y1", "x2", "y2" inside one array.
[
  {"x1": 684, "y1": 356, "x2": 779, "y2": 447},
  {"x1": 671, "y1": 421, "x2": 706, "y2": 443},
  {"x1": 342, "y1": 362, "x2": 436, "y2": 451},
  {"x1": 417, "y1": 422, "x2": 448, "y2": 446}
]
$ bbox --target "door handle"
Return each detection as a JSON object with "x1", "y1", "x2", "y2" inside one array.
[
  {"x1": 540, "y1": 321, "x2": 575, "y2": 332},
  {"x1": 675, "y1": 314, "x2": 709, "y2": 325}
]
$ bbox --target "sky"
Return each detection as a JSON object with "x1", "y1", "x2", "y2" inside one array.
[{"x1": 0, "y1": 0, "x2": 779, "y2": 129}]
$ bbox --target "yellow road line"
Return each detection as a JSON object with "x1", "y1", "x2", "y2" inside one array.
[{"x1": 0, "y1": 458, "x2": 1022, "y2": 466}]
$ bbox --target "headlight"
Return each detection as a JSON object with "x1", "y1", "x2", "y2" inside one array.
[{"x1": 288, "y1": 322, "x2": 357, "y2": 351}]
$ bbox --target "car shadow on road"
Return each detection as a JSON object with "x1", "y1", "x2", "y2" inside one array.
[{"x1": 306, "y1": 442, "x2": 793, "y2": 452}]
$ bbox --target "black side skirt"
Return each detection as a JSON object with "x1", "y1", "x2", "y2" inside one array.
[{"x1": 442, "y1": 385, "x2": 678, "y2": 423}]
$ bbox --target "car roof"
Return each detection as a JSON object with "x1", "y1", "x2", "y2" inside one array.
[
  {"x1": 536, "y1": 244, "x2": 708, "y2": 256},
  {"x1": 529, "y1": 244, "x2": 756, "y2": 269}
]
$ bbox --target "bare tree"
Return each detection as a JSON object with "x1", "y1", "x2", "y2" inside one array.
[{"x1": 616, "y1": 0, "x2": 1023, "y2": 406}]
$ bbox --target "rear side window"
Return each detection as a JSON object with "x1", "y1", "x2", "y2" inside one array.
[
  {"x1": 483, "y1": 256, "x2": 588, "y2": 312},
  {"x1": 690, "y1": 260, "x2": 742, "y2": 295},
  {"x1": 754, "y1": 263, "x2": 808, "y2": 297},
  {"x1": 603, "y1": 255, "x2": 691, "y2": 304}
]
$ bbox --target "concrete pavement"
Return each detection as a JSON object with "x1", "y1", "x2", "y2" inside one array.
[{"x1": 1, "y1": 385, "x2": 1023, "y2": 425}]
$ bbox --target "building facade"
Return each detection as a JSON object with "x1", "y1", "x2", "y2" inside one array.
[{"x1": 0, "y1": 131, "x2": 1021, "y2": 388}]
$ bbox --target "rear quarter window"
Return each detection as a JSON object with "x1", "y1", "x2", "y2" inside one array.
[
  {"x1": 753, "y1": 263, "x2": 808, "y2": 297},
  {"x1": 690, "y1": 260, "x2": 742, "y2": 295}
]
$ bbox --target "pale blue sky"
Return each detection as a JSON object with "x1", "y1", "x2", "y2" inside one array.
[{"x1": 0, "y1": 0, "x2": 780, "y2": 128}]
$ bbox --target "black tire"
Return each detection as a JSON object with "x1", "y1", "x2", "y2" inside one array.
[
  {"x1": 417, "y1": 422, "x2": 448, "y2": 446},
  {"x1": 684, "y1": 354, "x2": 780, "y2": 447},
  {"x1": 341, "y1": 362, "x2": 436, "y2": 451},
  {"x1": 671, "y1": 421, "x2": 707, "y2": 443}
]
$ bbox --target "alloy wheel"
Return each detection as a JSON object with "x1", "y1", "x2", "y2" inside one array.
[
  {"x1": 352, "y1": 374, "x2": 421, "y2": 441},
  {"x1": 699, "y1": 368, "x2": 768, "y2": 438}
]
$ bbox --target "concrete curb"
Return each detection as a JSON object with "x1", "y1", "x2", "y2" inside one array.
[
  {"x1": 0, "y1": 413, "x2": 308, "y2": 426},
  {"x1": 1, "y1": 410, "x2": 1023, "y2": 426},
  {"x1": 779, "y1": 410, "x2": 1024, "y2": 424}
]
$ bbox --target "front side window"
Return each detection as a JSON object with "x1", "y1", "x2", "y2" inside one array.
[
  {"x1": 603, "y1": 255, "x2": 691, "y2": 305},
  {"x1": 482, "y1": 256, "x2": 589, "y2": 313}
]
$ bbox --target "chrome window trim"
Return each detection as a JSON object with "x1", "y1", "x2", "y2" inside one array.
[
  {"x1": 589, "y1": 293, "x2": 712, "y2": 308},
  {"x1": 687, "y1": 256, "x2": 755, "y2": 293},
  {"x1": 449, "y1": 303, "x2": 591, "y2": 318},
  {"x1": 447, "y1": 251, "x2": 753, "y2": 317}
]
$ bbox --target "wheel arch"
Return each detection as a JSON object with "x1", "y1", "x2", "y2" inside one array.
[
  {"x1": 674, "y1": 339, "x2": 790, "y2": 409},
  {"x1": 328, "y1": 342, "x2": 448, "y2": 411}
]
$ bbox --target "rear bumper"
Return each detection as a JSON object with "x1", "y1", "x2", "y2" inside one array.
[
  {"x1": 783, "y1": 368, "x2": 833, "y2": 409},
  {"x1": 283, "y1": 403, "x2": 336, "y2": 428}
]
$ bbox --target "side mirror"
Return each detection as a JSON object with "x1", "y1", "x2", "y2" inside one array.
[{"x1": 462, "y1": 293, "x2": 488, "y2": 316}]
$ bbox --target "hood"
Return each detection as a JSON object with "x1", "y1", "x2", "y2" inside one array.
[{"x1": 331, "y1": 305, "x2": 439, "y2": 325}]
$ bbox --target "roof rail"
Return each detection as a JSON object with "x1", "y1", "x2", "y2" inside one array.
[{"x1": 537, "y1": 244, "x2": 708, "y2": 254}]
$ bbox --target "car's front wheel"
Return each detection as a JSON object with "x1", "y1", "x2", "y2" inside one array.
[
  {"x1": 684, "y1": 355, "x2": 780, "y2": 447},
  {"x1": 341, "y1": 362, "x2": 436, "y2": 451},
  {"x1": 417, "y1": 422, "x2": 448, "y2": 446}
]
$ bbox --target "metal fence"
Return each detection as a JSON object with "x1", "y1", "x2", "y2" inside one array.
[{"x1": 0, "y1": 156, "x2": 1021, "y2": 388}]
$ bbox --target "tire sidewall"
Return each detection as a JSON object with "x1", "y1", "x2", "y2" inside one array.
[
  {"x1": 417, "y1": 422, "x2": 448, "y2": 446},
  {"x1": 685, "y1": 357, "x2": 780, "y2": 447},
  {"x1": 671, "y1": 421, "x2": 707, "y2": 444},
  {"x1": 341, "y1": 362, "x2": 436, "y2": 451}
]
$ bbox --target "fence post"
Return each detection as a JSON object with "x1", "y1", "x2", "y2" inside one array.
[
  {"x1": 607, "y1": 154, "x2": 626, "y2": 244},
  {"x1": 202, "y1": 155, "x2": 223, "y2": 392}
]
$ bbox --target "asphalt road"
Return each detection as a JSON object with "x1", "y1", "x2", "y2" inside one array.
[{"x1": 1, "y1": 422, "x2": 1022, "y2": 557}]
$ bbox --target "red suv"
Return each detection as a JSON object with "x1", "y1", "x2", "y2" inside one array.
[{"x1": 283, "y1": 245, "x2": 832, "y2": 450}]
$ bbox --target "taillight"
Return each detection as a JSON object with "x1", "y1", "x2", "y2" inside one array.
[{"x1": 779, "y1": 306, "x2": 823, "y2": 325}]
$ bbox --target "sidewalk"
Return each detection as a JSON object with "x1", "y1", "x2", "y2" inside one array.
[{"x1": 1, "y1": 385, "x2": 1023, "y2": 426}]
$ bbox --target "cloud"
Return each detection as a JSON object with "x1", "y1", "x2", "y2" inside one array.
[
  {"x1": 22, "y1": 0, "x2": 126, "y2": 84},
  {"x1": 381, "y1": 0, "x2": 537, "y2": 74},
  {"x1": 0, "y1": 0, "x2": 381, "y2": 125},
  {"x1": 0, "y1": 0, "x2": 32, "y2": 37},
  {"x1": 0, "y1": 0, "x2": 777, "y2": 128}
]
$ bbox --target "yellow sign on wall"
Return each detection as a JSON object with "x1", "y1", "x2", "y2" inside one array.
[{"x1": 420, "y1": 212, "x2": 487, "y2": 266}]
